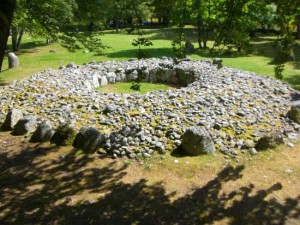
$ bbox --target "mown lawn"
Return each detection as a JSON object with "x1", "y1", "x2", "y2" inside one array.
[
  {"x1": 0, "y1": 27, "x2": 299, "y2": 88},
  {"x1": 97, "y1": 82, "x2": 176, "y2": 94}
]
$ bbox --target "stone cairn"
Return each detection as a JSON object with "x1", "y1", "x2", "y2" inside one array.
[{"x1": 0, "y1": 57, "x2": 299, "y2": 158}]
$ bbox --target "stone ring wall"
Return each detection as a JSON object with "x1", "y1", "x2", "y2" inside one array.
[{"x1": 0, "y1": 58, "x2": 298, "y2": 158}]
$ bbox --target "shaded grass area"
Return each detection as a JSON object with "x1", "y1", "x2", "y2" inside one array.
[
  {"x1": 0, "y1": 28, "x2": 299, "y2": 89},
  {"x1": 97, "y1": 82, "x2": 175, "y2": 94},
  {"x1": 0, "y1": 132, "x2": 299, "y2": 224}
]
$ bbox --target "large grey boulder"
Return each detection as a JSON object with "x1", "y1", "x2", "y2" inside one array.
[
  {"x1": 184, "y1": 40, "x2": 195, "y2": 53},
  {"x1": 255, "y1": 132, "x2": 284, "y2": 150},
  {"x1": 8, "y1": 52, "x2": 19, "y2": 68},
  {"x1": 181, "y1": 126, "x2": 215, "y2": 155},
  {"x1": 106, "y1": 72, "x2": 116, "y2": 83},
  {"x1": 73, "y1": 127, "x2": 105, "y2": 153},
  {"x1": 99, "y1": 76, "x2": 108, "y2": 86},
  {"x1": 30, "y1": 121, "x2": 55, "y2": 142},
  {"x1": 287, "y1": 101, "x2": 300, "y2": 124},
  {"x1": 1, "y1": 109, "x2": 23, "y2": 131},
  {"x1": 51, "y1": 123, "x2": 77, "y2": 146},
  {"x1": 13, "y1": 115, "x2": 37, "y2": 135},
  {"x1": 91, "y1": 74, "x2": 100, "y2": 88}
]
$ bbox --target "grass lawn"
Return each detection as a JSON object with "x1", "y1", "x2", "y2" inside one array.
[
  {"x1": 97, "y1": 82, "x2": 176, "y2": 94},
  {"x1": 1, "y1": 28, "x2": 299, "y2": 88}
]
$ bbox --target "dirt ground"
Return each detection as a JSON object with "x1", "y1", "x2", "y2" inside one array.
[{"x1": 0, "y1": 131, "x2": 299, "y2": 225}]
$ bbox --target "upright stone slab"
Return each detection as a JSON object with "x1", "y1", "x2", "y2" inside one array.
[
  {"x1": 13, "y1": 116, "x2": 37, "y2": 135},
  {"x1": 255, "y1": 132, "x2": 284, "y2": 150},
  {"x1": 99, "y1": 76, "x2": 108, "y2": 86},
  {"x1": 184, "y1": 40, "x2": 195, "y2": 53},
  {"x1": 181, "y1": 126, "x2": 215, "y2": 155},
  {"x1": 73, "y1": 127, "x2": 105, "y2": 153},
  {"x1": 51, "y1": 123, "x2": 77, "y2": 146},
  {"x1": 287, "y1": 100, "x2": 300, "y2": 124},
  {"x1": 1, "y1": 109, "x2": 23, "y2": 131},
  {"x1": 30, "y1": 121, "x2": 55, "y2": 142},
  {"x1": 8, "y1": 52, "x2": 19, "y2": 68}
]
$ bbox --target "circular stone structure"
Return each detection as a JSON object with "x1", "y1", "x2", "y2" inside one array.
[{"x1": 0, "y1": 58, "x2": 299, "y2": 158}]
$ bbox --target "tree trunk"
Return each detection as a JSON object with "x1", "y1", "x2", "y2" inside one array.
[
  {"x1": 197, "y1": 38, "x2": 202, "y2": 49},
  {"x1": 115, "y1": 19, "x2": 119, "y2": 33},
  {"x1": 16, "y1": 28, "x2": 24, "y2": 50},
  {"x1": 297, "y1": 24, "x2": 300, "y2": 40},
  {"x1": 0, "y1": 0, "x2": 16, "y2": 71},
  {"x1": 11, "y1": 25, "x2": 18, "y2": 51}
]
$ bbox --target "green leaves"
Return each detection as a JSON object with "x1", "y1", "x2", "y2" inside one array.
[{"x1": 132, "y1": 33, "x2": 153, "y2": 59}]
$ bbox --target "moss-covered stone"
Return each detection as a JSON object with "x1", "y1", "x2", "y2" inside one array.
[
  {"x1": 288, "y1": 101, "x2": 300, "y2": 124},
  {"x1": 255, "y1": 132, "x2": 284, "y2": 150},
  {"x1": 51, "y1": 123, "x2": 77, "y2": 146}
]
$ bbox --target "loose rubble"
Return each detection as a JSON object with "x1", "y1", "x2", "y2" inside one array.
[{"x1": 0, "y1": 58, "x2": 299, "y2": 158}]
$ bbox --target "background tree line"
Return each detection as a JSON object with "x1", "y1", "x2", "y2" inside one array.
[{"x1": 0, "y1": 0, "x2": 299, "y2": 71}]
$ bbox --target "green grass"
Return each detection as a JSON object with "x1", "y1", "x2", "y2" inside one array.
[
  {"x1": 97, "y1": 82, "x2": 174, "y2": 94},
  {"x1": 1, "y1": 28, "x2": 299, "y2": 88}
]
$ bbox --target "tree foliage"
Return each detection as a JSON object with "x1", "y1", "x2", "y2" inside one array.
[
  {"x1": 0, "y1": 0, "x2": 16, "y2": 71},
  {"x1": 1, "y1": 0, "x2": 300, "y2": 72}
]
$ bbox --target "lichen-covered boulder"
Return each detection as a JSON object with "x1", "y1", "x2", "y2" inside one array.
[
  {"x1": 73, "y1": 127, "x2": 105, "y2": 153},
  {"x1": 30, "y1": 121, "x2": 55, "y2": 142},
  {"x1": 181, "y1": 126, "x2": 216, "y2": 155},
  {"x1": 255, "y1": 132, "x2": 284, "y2": 150},
  {"x1": 12, "y1": 115, "x2": 37, "y2": 135},
  {"x1": 51, "y1": 123, "x2": 77, "y2": 146},
  {"x1": 1, "y1": 109, "x2": 23, "y2": 131},
  {"x1": 287, "y1": 101, "x2": 300, "y2": 124}
]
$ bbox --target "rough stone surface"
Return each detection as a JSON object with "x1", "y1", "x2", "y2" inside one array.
[
  {"x1": 51, "y1": 123, "x2": 77, "y2": 146},
  {"x1": 181, "y1": 126, "x2": 215, "y2": 155},
  {"x1": 13, "y1": 116, "x2": 37, "y2": 135},
  {"x1": 30, "y1": 121, "x2": 55, "y2": 142},
  {"x1": 288, "y1": 100, "x2": 300, "y2": 124},
  {"x1": 8, "y1": 52, "x2": 19, "y2": 68},
  {"x1": 73, "y1": 127, "x2": 105, "y2": 153},
  {"x1": 184, "y1": 41, "x2": 195, "y2": 53},
  {"x1": 0, "y1": 58, "x2": 298, "y2": 158},
  {"x1": 1, "y1": 109, "x2": 23, "y2": 131},
  {"x1": 255, "y1": 132, "x2": 284, "y2": 150}
]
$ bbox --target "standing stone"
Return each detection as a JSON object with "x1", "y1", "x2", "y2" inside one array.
[
  {"x1": 184, "y1": 41, "x2": 195, "y2": 53},
  {"x1": 13, "y1": 116, "x2": 37, "y2": 135},
  {"x1": 30, "y1": 121, "x2": 55, "y2": 142},
  {"x1": 99, "y1": 76, "x2": 108, "y2": 86},
  {"x1": 255, "y1": 132, "x2": 284, "y2": 150},
  {"x1": 212, "y1": 58, "x2": 223, "y2": 69},
  {"x1": 106, "y1": 72, "x2": 117, "y2": 83},
  {"x1": 51, "y1": 123, "x2": 77, "y2": 146},
  {"x1": 73, "y1": 127, "x2": 105, "y2": 153},
  {"x1": 91, "y1": 74, "x2": 100, "y2": 88},
  {"x1": 1, "y1": 109, "x2": 23, "y2": 131},
  {"x1": 181, "y1": 126, "x2": 215, "y2": 155},
  {"x1": 8, "y1": 52, "x2": 19, "y2": 68},
  {"x1": 287, "y1": 101, "x2": 300, "y2": 124}
]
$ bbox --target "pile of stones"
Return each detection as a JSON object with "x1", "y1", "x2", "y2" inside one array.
[{"x1": 0, "y1": 57, "x2": 299, "y2": 158}]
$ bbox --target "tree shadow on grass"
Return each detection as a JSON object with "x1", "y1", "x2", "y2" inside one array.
[
  {"x1": 284, "y1": 74, "x2": 300, "y2": 91},
  {"x1": 0, "y1": 141, "x2": 299, "y2": 224},
  {"x1": 105, "y1": 47, "x2": 174, "y2": 59},
  {"x1": 0, "y1": 77, "x2": 5, "y2": 86}
]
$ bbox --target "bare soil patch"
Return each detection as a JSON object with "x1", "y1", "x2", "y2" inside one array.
[{"x1": 0, "y1": 132, "x2": 299, "y2": 224}]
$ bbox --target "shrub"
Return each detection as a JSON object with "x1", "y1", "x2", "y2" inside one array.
[
  {"x1": 130, "y1": 82, "x2": 141, "y2": 91},
  {"x1": 274, "y1": 64, "x2": 284, "y2": 80}
]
